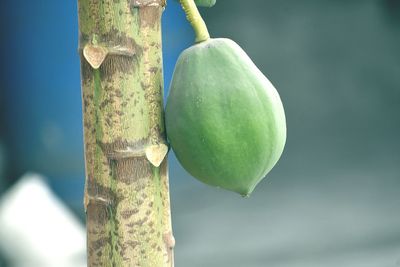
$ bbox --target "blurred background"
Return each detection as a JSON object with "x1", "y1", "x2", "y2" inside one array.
[{"x1": 0, "y1": 0, "x2": 399, "y2": 266}]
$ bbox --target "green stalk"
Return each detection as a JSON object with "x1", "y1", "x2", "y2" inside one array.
[
  {"x1": 77, "y1": 0, "x2": 174, "y2": 266},
  {"x1": 179, "y1": 0, "x2": 210, "y2": 42}
]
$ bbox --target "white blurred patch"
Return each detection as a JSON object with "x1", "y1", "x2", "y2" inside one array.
[
  {"x1": 0, "y1": 141, "x2": 5, "y2": 189},
  {"x1": 0, "y1": 173, "x2": 86, "y2": 267}
]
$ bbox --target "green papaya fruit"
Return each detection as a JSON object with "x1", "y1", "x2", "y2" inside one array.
[
  {"x1": 175, "y1": 0, "x2": 216, "y2": 7},
  {"x1": 194, "y1": 0, "x2": 216, "y2": 7},
  {"x1": 165, "y1": 38, "x2": 286, "y2": 196}
]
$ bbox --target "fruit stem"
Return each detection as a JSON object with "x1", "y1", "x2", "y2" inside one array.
[{"x1": 179, "y1": 0, "x2": 210, "y2": 43}]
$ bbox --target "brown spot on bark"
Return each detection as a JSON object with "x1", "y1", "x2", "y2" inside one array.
[
  {"x1": 141, "y1": 81, "x2": 150, "y2": 90},
  {"x1": 105, "y1": 117, "x2": 113, "y2": 127},
  {"x1": 90, "y1": 237, "x2": 111, "y2": 252},
  {"x1": 126, "y1": 240, "x2": 139, "y2": 249},
  {"x1": 149, "y1": 67, "x2": 158, "y2": 74},
  {"x1": 89, "y1": 229, "x2": 99, "y2": 235},
  {"x1": 115, "y1": 89, "x2": 123, "y2": 97},
  {"x1": 113, "y1": 157, "x2": 152, "y2": 185},
  {"x1": 126, "y1": 222, "x2": 135, "y2": 228},
  {"x1": 100, "y1": 54, "x2": 136, "y2": 77},
  {"x1": 121, "y1": 208, "x2": 139, "y2": 219},
  {"x1": 100, "y1": 98, "x2": 112, "y2": 110},
  {"x1": 137, "y1": 217, "x2": 148, "y2": 225},
  {"x1": 87, "y1": 202, "x2": 110, "y2": 225},
  {"x1": 87, "y1": 182, "x2": 119, "y2": 205},
  {"x1": 139, "y1": 6, "x2": 161, "y2": 28}
]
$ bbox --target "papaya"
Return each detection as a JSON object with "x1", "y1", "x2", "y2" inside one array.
[
  {"x1": 165, "y1": 38, "x2": 286, "y2": 196},
  {"x1": 175, "y1": 0, "x2": 216, "y2": 7}
]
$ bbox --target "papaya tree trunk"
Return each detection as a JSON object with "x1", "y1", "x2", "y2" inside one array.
[{"x1": 77, "y1": 0, "x2": 174, "y2": 266}]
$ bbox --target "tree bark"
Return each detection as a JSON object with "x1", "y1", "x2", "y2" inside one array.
[{"x1": 77, "y1": 0, "x2": 174, "y2": 266}]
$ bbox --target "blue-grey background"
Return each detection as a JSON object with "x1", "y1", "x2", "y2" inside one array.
[{"x1": 1, "y1": 0, "x2": 400, "y2": 266}]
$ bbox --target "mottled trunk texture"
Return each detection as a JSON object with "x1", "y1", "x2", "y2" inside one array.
[{"x1": 77, "y1": 0, "x2": 174, "y2": 266}]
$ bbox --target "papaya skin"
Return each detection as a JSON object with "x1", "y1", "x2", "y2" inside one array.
[
  {"x1": 176, "y1": 0, "x2": 216, "y2": 8},
  {"x1": 166, "y1": 38, "x2": 286, "y2": 196},
  {"x1": 195, "y1": 0, "x2": 216, "y2": 7}
]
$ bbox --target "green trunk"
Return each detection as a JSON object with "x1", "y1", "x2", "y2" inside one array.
[{"x1": 77, "y1": 0, "x2": 174, "y2": 266}]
